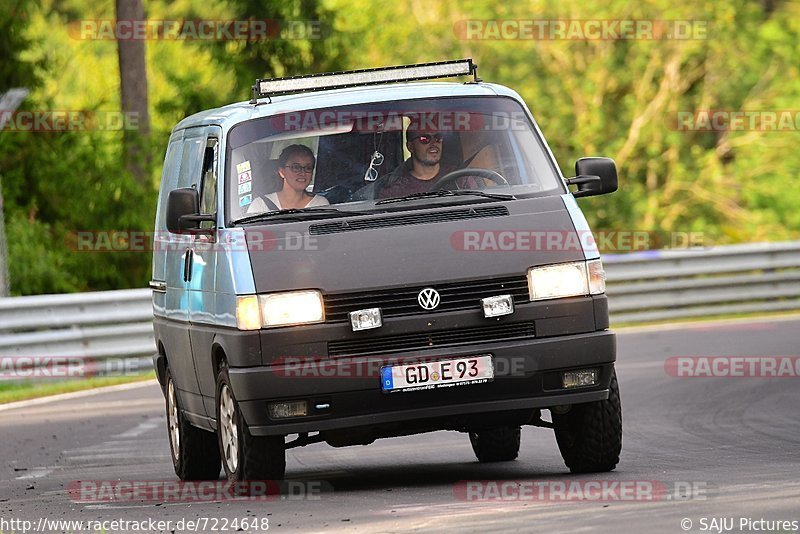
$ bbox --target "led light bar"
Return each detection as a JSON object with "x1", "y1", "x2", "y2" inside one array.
[{"x1": 253, "y1": 59, "x2": 477, "y2": 98}]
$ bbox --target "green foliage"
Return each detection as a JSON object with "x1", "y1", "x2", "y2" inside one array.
[
  {"x1": 0, "y1": 0, "x2": 40, "y2": 89},
  {"x1": 1, "y1": 0, "x2": 799, "y2": 295},
  {"x1": 1, "y1": 0, "x2": 342, "y2": 295},
  {"x1": 0, "y1": 372, "x2": 154, "y2": 404},
  {"x1": 332, "y1": 0, "x2": 800, "y2": 244},
  {"x1": 1, "y1": 124, "x2": 154, "y2": 293}
]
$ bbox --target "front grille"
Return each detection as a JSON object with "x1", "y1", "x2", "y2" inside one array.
[
  {"x1": 328, "y1": 321, "x2": 536, "y2": 356},
  {"x1": 324, "y1": 276, "x2": 530, "y2": 323},
  {"x1": 309, "y1": 206, "x2": 509, "y2": 235}
]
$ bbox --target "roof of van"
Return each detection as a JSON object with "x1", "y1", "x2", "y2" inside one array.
[{"x1": 173, "y1": 81, "x2": 525, "y2": 132}]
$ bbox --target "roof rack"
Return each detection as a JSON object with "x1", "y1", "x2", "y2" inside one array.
[{"x1": 250, "y1": 59, "x2": 479, "y2": 103}]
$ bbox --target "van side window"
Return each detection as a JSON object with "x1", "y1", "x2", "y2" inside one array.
[
  {"x1": 155, "y1": 138, "x2": 184, "y2": 232},
  {"x1": 199, "y1": 138, "x2": 218, "y2": 229},
  {"x1": 178, "y1": 134, "x2": 205, "y2": 189}
]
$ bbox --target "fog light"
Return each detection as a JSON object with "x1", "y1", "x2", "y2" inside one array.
[
  {"x1": 562, "y1": 369, "x2": 599, "y2": 388},
  {"x1": 482, "y1": 295, "x2": 514, "y2": 318},
  {"x1": 349, "y1": 308, "x2": 382, "y2": 331},
  {"x1": 268, "y1": 400, "x2": 308, "y2": 419}
]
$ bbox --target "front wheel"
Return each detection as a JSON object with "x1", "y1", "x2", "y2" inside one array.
[
  {"x1": 216, "y1": 363, "x2": 286, "y2": 482},
  {"x1": 469, "y1": 427, "x2": 521, "y2": 462},
  {"x1": 165, "y1": 369, "x2": 221, "y2": 480},
  {"x1": 552, "y1": 371, "x2": 623, "y2": 473}
]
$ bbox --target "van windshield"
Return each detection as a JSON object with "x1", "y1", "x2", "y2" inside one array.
[{"x1": 226, "y1": 96, "x2": 564, "y2": 223}]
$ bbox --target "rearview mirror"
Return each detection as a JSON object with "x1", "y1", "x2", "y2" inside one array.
[
  {"x1": 166, "y1": 188, "x2": 215, "y2": 233},
  {"x1": 567, "y1": 157, "x2": 619, "y2": 198}
]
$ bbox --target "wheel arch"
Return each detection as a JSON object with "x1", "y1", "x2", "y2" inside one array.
[
  {"x1": 153, "y1": 340, "x2": 168, "y2": 393},
  {"x1": 211, "y1": 340, "x2": 229, "y2": 377}
]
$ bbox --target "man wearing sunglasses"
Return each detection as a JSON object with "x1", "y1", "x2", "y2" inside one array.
[{"x1": 378, "y1": 129, "x2": 459, "y2": 199}]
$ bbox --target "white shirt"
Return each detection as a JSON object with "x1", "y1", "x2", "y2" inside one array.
[{"x1": 247, "y1": 192, "x2": 330, "y2": 213}]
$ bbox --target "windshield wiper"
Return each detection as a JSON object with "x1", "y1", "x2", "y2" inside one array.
[
  {"x1": 233, "y1": 207, "x2": 372, "y2": 225},
  {"x1": 376, "y1": 189, "x2": 516, "y2": 205}
]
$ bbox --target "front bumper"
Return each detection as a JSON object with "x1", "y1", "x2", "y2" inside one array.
[{"x1": 230, "y1": 329, "x2": 615, "y2": 436}]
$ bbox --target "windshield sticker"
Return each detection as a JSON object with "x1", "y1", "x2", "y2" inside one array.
[
  {"x1": 236, "y1": 161, "x2": 251, "y2": 174},
  {"x1": 238, "y1": 182, "x2": 252, "y2": 195},
  {"x1": 239, "y1": 194, "x2": 253, "y2": 207},
  {"x1": 238, "y1": 170, "x2": 252, "y2": 184}
]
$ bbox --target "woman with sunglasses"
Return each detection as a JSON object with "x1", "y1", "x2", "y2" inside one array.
[{"x1": 249, "y1": 144, "x2": 330, "y2": 212}]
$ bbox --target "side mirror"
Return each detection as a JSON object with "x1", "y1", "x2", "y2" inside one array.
[
  {"x1": 166, "y1": 188, "x2": 215, "y2": 233},
  {"x1": 567, "y1": 157, "x2": 619, "y2": 198}
]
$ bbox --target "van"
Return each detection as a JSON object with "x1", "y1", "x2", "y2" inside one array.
[{"x1": 150, "y1": 59, "x2": 622, "y2": 482}]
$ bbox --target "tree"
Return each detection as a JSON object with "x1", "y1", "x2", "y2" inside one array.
[
  {"x1": 116, "y1": 0, "x2": 151, "y2": 186},
  {"x1": 0, "y1": 0, "x2": 39, "y2": 296}
]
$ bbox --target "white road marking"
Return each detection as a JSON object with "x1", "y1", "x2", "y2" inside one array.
[
  {"x1": 60, "y1": 424, "x2": 166, "y2": 466},
  {"x1": 84, "y1": 504, "x2": 175, "y2": 510},
  {"x1": 17, "y1": 417, "x2": 167, "y2": 480},
  {"x1": 16, "y1": 467, "x2": 54, "y2": 479},
  {"x1": 114, "y1": 417, "x2": 161, "y2": 438}
]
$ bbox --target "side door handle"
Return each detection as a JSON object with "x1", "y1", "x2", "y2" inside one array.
[{"x1": 183, "y1": 249, "x2": 194, "y2": 282}]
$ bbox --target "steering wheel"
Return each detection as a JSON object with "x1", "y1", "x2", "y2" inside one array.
[{"x1": 429, "y1": 168, "x2": 510, "y2": 192}]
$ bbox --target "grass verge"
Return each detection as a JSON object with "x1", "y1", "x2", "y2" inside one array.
[{"x1": 0, "y1": 372, "x2": 156, "y2": 404}]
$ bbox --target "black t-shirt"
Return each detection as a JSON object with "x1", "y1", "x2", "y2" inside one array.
[{"x1": 378, "y1": 160, "x2": 455, "y2": 198}]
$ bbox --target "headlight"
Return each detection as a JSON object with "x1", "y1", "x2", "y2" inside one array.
[
  {"x1": 260, "y1": 290, "x2": 325, "y2": 327},
  {"x1": 527, "y1": 261, "x2": 589, "y2": 301},
  {"x1": 236, "y1": 291, "x2": 326, "y2": 330}
]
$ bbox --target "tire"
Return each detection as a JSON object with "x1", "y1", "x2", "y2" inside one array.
[
  {"x1": 552, "y1": 371, "x2": 623, "y2": 473},
  {"x1": 165, "y1": 369, "x2": 221, "y2": 481},
  {"x1": 216, "y1": 363, "x2": 286, "y2": 483},
  {"x1": 469, "y1": 426, "x2": 521, "y2": 462}
]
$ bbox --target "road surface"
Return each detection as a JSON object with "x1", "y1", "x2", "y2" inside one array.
[{"x1": 1, "y1": 317, "x2": 798, "y2": 532}]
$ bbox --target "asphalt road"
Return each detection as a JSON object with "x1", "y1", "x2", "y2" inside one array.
[{"x1": 1, "y1": 317, "x2": 798, "y2": 533}]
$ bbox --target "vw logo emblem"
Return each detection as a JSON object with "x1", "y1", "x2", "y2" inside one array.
[{"x1": 418, "y1": 288, "x2": 441, "y2": 310}]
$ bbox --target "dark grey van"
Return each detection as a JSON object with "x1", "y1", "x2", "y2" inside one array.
[{"x1": 150, "y1": 60, "x2": 622, "y2": 482}]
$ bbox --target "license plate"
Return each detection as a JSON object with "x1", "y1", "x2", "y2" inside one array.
[{"x1": 381, "y1": 355, "x2": 494, "y2": 393}]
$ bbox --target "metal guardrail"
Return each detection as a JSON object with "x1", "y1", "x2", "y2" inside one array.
[
  {"x1": 604, "y1": 241, "x2": 800, "y2": 323},
  {"x1": 0, "y1": 289, "x2": 155, "y2": 381},
  {"x1": 1, "y1": 241, "x2": 798, "y2": 381}
]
